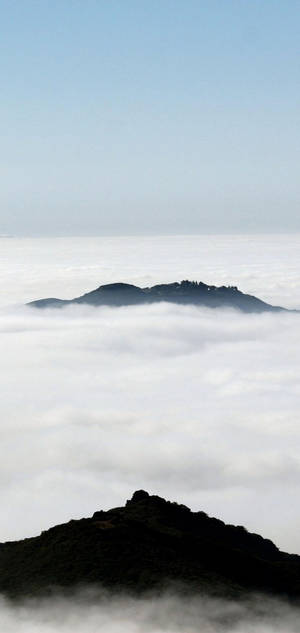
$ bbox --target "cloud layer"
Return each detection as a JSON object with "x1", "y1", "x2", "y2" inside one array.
[
  {"x1": 0, "y1": 235, "x2": 299, "y2": 556},
  {"x1": 0, "y1": 301, "x2": 299, "y2": 551},
  {"x1": 0, "y1": 590, "x2": 299, "y2": 633}
]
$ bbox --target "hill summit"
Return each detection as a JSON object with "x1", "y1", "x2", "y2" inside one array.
[
  {"x1": 28, "y1": 280, "x2": 287, "y2": 312},
  {"x1": 0, "y1": 490, "x2": 300, "y2": 599}
]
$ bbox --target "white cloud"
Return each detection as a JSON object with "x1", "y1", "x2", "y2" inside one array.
[
  {"x1": 0, "y1": 235, "x2": 300, "y2": 557},
  {"x1": 0, "y1": 590, "x2": 299, "y2": 633},
  {"x1": 0, "y1": 301, "x2": 299, "y2": 552}
]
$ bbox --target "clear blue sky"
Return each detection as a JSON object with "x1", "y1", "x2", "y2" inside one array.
[{"x1": 0, "y1": 0, "x2": 299, "y2": 235}]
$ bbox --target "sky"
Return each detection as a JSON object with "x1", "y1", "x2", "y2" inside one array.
[{"x1": 0, "y1": 0, "x2": 299, "y2": 236}]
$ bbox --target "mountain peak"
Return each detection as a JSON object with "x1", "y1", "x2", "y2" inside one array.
[{"x1": 1, "y1": 490, "x2": 298, "y2": 599}]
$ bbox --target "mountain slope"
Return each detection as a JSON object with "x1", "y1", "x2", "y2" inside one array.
[
  {"x1": 28, "y1": 280, "x2": 287, "y2": 313},
  {"x1": 0, "y1": 490, "x2": 300, "y2": 599}
]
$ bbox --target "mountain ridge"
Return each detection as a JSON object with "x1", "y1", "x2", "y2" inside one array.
[{"x1": 28, "y1": 280, "x2": 289, "y2": 313}]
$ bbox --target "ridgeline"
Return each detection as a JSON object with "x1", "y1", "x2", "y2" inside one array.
[{"x1": 28, "y1": 280, "x2": 288, "y2": 312}]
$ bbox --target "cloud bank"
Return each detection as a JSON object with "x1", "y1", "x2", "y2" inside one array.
[
  {"x1": 0, "y1": 301, "x2": 299, "y2": 552},
  {"x1": 0, "y1": 590, "x2": 299, "y2": 633},
  {"x1": 0, "y1": 234, "x2": 299, "y2": 556}
]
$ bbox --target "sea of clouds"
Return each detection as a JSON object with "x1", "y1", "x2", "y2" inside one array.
[
  {"x1": 0, "y1": 234, "x2": 300, "y2": 631},
  {"x1": 0, "y1": 590, "x2": 300, "y2": 633}
]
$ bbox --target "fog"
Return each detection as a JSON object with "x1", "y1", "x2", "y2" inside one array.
[
  {"x1": 0, "y1": 235, "x2": 300, "y2": 556},
  {"x1": 0, "y1": 590, "x2": 299, "y2": 633}
]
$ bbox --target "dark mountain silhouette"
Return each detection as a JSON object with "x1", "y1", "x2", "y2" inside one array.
[
  {"x1": 1, "y1": 490, "x2": 300, "y2": 599},
  {"x1": 28, "y1": 280, "x2": 288, "y2": 312}
]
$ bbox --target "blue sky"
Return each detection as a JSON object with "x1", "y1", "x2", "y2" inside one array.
[{"x1": 0, "y1": 0, "x2": 299, "y2": 235}]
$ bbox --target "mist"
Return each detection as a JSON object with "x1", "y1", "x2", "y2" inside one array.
[
  {"x1": 0, "y1": 236, "x2": 299, "y2": 553},
  {"x1": 1, "y1": 234, "x2": 299, "y2": 627},
  {"x1": 0, "y1": 236, "x2": 299, "y2": 547},
  {"x1": 0, "y1": 590, "x2": 299, "y2": 633}
]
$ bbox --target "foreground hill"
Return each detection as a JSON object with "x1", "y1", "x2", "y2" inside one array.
[
  {"x1": 1, "y1": 490, "x2": 300, "y2": 599},
  {"x1": 28, "y1": 280, "x2": 287, "y2": 312}
]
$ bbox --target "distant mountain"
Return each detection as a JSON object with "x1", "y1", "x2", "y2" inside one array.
[
  {"x1": 28, "y1": 280, "x2": 288, "y2": 313},
  {"x1": 1, "y1": 490, "x2": 300, "y2": 599}
]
